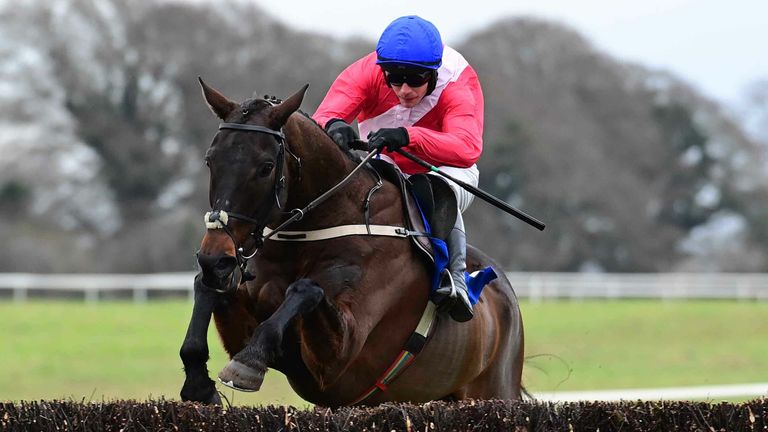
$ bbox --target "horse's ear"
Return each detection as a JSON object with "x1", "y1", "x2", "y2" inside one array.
[
  {"x1": 271, "y1": 84, "x2": 309, "y2": 127},
  {"x1": 199, "y1": 77, "x2": 238, "y2": 120}
]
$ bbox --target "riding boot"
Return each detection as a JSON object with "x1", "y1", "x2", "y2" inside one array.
[{"x1": 434, "y1": 213, "x2": 474, "y2": 322}]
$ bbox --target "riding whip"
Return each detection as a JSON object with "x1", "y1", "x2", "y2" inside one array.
[{"x1": 394, "y1": 149, "x2": 546, "y2": 231}]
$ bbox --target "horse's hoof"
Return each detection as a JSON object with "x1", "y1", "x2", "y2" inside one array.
[
  {"x1": 218, "y1": 360, "x2": 264, "y2": 392},
  {"x1": 181, "y1": 376, "x2": 221, "y2": 404}
]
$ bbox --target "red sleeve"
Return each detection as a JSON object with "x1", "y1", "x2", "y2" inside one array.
[
  {"x1": 313, "y1": 52, "x2": 378, "y2": 129},
  {"x1": 404, "y1": 67, "x2": 484, "y2": 168}
]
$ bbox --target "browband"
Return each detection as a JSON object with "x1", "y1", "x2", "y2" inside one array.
[{"x1": 219, "y1": 123, "x2": 285, "y2": 141}]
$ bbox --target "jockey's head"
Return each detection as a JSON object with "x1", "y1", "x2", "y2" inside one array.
[{"x1": 376, "y1": 15, "x2": 443, "y2": 107}]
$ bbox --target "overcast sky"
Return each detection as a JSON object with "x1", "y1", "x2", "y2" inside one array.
[{"x1": 251, "y1": 0, "x2": 767, "y2": 107}]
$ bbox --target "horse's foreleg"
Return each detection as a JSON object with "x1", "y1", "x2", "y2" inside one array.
[
  {"x1": 218, "y1": 278, "x2": 323, "y2": 392},
  {"x1": 179, "y1": 273, "x2": 222, "y2": 404}
]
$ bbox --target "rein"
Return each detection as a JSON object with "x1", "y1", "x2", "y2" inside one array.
[{"x1": 263, "y1": 147, "x2": 382, "y2": 241}]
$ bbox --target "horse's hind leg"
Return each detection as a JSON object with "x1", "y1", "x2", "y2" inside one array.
[
  {"x1": 179, "y1": 273, "x2": 222, "y2": 404},
  {"x1": 451, "y1": 351, "x2": 524, "y2": 401},
  {"x1": 453, "y1": 310, "x2": 525, "y2": 400}
]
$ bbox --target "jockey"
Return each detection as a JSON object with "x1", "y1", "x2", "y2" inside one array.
[{"x1": 313, "y1": 15, "x2": 484, "y2": 323}]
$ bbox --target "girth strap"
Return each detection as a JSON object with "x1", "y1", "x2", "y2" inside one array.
[
  {"x1": 263, "y1": 225, "x2": 427, "y2": 242},
  {"x1": 349, "y1": 301, "x2": 438, "y2": 405}
]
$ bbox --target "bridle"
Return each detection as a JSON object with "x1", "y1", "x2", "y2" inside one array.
[
  {"x1": 203, "y1": 121, "x2": 290, "y2": 292},
  {"x1": 203, "y1": 118, "x2": 382, "y2": 295}
]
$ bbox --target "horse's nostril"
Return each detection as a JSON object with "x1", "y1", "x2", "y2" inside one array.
[
  {"x1": 216, "y1": 257, "x2": 236, "y2": 271},
  {"x1": 198, "y1": 254, "x2": 236, "y2": 274}
]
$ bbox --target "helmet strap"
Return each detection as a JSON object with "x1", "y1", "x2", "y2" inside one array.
[
  {"x1": 425, "y1": 70, "x2": 438, "y2": 96},
  {"x1": 382, "y1": 69, "x2": 393, "y2": 88}
]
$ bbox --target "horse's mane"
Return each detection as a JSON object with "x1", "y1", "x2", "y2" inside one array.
[{"x1": 252, "y1": 94, "x2": 361, "y2": 163}]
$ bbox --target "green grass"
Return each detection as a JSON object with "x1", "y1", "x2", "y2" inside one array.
[
  {"x1": 0, "y1": 301, "x2": 306, "y2": 407},
  {"x1": 520, "y1": 300, "x2": 768, "y2": 393},
  {"x1": 1, "y1": 300, "x2": 766, "y2": 404}
]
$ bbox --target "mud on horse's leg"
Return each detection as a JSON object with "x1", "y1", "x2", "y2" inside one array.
[
  {"x1": 179, "y1": 273, "x2": 222, "y2": 404},
  {"x1": 218, "y1": 278, "x2": 324, "y2": 392}
]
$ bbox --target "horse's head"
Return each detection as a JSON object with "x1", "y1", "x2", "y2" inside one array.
[{"x1": 196, "y1": 77, "x2": 308, "y2": 291}]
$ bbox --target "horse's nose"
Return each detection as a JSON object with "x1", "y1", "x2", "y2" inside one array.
[{"x1": 197, "y1": 253, "x2": 237, "y2": 287}]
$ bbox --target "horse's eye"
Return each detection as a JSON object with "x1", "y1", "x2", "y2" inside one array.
[{"x1": 257, "y1": 162, "x2": 275, "y2": 177}]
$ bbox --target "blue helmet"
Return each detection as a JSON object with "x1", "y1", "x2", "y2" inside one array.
[{"x1": 376, "y1": 16, "x2": 443, "y2": 70}]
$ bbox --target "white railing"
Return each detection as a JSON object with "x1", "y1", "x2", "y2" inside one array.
[
  {"x1": 1, "y1": 272, "x2": 768, "y2": 303},
  {"x1": 0, "y1": 272, "x2": 196, "y2": 303},
  {"x1": 507, "y1": 272, "x2": 768, "y2": 302}
]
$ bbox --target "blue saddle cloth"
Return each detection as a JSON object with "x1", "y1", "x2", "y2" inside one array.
[
  {"x1": 466, "y1": 267, "x2": 497, "y2": 304},
  {"x1": 415, "y1": 197, "x2": 496, "y2": 305}
]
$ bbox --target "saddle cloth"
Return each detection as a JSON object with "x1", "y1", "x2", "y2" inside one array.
[{"x1": 368, "y1": 159, "x2": 495, "y2": 303}]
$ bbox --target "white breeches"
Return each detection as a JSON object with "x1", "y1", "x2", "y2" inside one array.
[{"x1": 376, "y1": 154, "x2": 479, "y2": 213}]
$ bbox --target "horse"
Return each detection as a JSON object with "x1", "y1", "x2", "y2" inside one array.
[{"x1": 178, "y1": 78, "x2": 525, "y2": 407}]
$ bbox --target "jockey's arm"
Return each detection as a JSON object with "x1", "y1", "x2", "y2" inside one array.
[{"x1": 405, "y1": 85, "x2": 483, "y2": 168}]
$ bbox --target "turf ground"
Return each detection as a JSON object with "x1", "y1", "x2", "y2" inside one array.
[{"x1": 1, "y1": 300, "x2": 766, "y2": 405}]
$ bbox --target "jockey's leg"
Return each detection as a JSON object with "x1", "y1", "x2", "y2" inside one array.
[
  {"x1": 431, "y1": 164, "x2": 478, "y2": 323},
  {"x1": 439, "y1": 212, "x2": 474, "y2": 322}
]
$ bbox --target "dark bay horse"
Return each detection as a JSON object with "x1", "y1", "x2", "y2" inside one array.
[{"x1": 179, "y1": 79, "x2": 525, "y2": 407}]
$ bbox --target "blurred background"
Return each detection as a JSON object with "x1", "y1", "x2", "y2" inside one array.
[
  {"x1": 1, "y1": 0, "x2": 768, "y2": 273},
  {"x1": 0, "y1": 0, "x2": 766, "y2": 405}
]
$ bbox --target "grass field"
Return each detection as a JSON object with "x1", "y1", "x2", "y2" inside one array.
[{"x1": 1, "y1": 300, "x2": 766, "y2": 405}]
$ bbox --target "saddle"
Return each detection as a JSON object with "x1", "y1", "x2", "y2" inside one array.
[{"x1": 367, "y1": 159, "x2": 457, "y2": 264}]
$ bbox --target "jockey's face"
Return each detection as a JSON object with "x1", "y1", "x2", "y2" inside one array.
[
  {"x1": 390, "y1": 81, "x2": 429, "y2": 108},
  {"x1": 382, "y1": 66, "x2": 432, "y2": 108}
]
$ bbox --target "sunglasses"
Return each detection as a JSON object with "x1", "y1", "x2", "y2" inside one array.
[{"x1": 384, "y1": 70, "x2": 432, "y2": 87}]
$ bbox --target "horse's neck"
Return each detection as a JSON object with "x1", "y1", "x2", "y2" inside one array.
[{"x1": 283, "y1": 118, "x2": 364, "y2": 219}]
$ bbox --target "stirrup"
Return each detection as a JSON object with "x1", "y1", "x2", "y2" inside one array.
[
  {"x1": 438, "y1": 268, "x2": 457, "y2": 296},
  {"x1": 432, "y1": 269, "x2": 457, "y2": 311},
  {"x1": 449, "y1": 286, "x2": 473, "y2": 323},
  {"x1": 433, "y1": 269, "x2": 473, "y2": 322}
]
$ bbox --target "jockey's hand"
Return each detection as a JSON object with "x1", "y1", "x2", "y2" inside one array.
[
  {"x1": 325, "y1": 119, "x2": 359, "y2": 150},
  {"x1": 368, "y1": 127, "x2": 409, "y2": 152}
]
